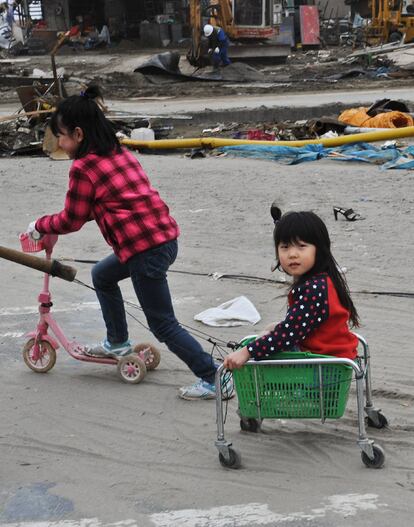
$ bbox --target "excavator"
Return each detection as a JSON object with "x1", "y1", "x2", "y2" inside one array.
[
  {"x1": 187, "y1": 0, "x2": 290, "y2": 67},
  {"x1": 365, "y1": 0, "x2": 414, "y2": 44}
]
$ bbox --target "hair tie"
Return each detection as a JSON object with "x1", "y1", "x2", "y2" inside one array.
[{"x1": 80, "y1": 91, "x2": 86, "y2": 97}]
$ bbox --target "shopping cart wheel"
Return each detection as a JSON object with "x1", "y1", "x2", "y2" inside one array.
[
  {"x1": 366, "y1": 412, "x2": 388, "y2": 429},
  {"x1": 219, "y1": 448, "x2": 241, "y2": 469},
  {"x1": 361, "y1": 444, "x2": 385, "y2": 469},
  {"x1": 117, "y1": 355, "x2": 147, "y2": 384},
  {"x1": 240, "y1": 418, "x2": 261, "y2": 433}
]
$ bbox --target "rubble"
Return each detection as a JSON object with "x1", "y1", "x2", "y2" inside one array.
[
  {"x1": 2, "y1": 80, "x2": 414, "y2": 157},
  {"x1": 0, "y1": 79, "x2": 180, "y2": 157},
  {"x1": 2, "y1": 37, "x2": 414, "y2": 105},
  {"x1": 2, "y1": 33, "x2": 414, "y2": 158},
  {"x1": 0, "y1": 116, "x2": 44, "y2": 156}
]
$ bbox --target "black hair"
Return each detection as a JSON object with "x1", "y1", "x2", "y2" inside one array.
[
  {"x1": 274, "y1": 210, "x2": 360, "y2": 327},
  {"x1": 50, "y1": 85, "x2": 121, "y2": 158}
]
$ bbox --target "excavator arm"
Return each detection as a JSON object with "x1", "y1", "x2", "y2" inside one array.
[
  {"x1": 208, "y1": 1, "x2": 233, "y2": 35},
  {"x1": 187, "y1": 0, "x2": 202, "y2": 66}
]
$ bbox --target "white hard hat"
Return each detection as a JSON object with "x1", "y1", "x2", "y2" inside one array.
[{"x1": 203, "y1": 24, "x2": 214, "y2": 37}]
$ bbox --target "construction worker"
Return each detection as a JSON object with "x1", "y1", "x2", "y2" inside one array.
[{"x1": 203, "y1": 24, "x2": 231, "y2": 67}]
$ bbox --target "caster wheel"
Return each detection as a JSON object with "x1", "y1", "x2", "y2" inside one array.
[
  {"x1": 219, "y1": 447, "x2": 241, "y2": 469},
  {"x1": 366, "y1": 412, "x2": 388, "y2": 429},
  {"x1": 361, "y1": 444, "x2": 385, "y2": 469},
  {"x1": 23, "y1": 338, "x2": 56, "y2": 373},
  {"x1": 133, "y1": 342, "x2": 161, "y2": 371},
  {"x1": 117, "y1": 355, "x2": 147, "y2": 384},
  {"x1": 240, "y1": 418, "x2": 261, "y2": 433}
]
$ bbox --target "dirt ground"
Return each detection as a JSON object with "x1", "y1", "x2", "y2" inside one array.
[
  {"x1": 2, "y1": 45, "x2": 414, "y2": 103},
  {"x1": 0, "y1": 142, "x2": 413, "y2": 525}
]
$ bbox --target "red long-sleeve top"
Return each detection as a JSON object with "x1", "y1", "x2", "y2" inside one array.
[{"x1": 35, "y1": 148, "x2": 179, "y2": 263}]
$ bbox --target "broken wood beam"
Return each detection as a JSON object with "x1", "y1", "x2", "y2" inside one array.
[
  {"x1": 0, "y1": 109, "x2": 55, "y2": 123},
  {"x1": 0, "y1": 244, "x2": 77, "y2": 282}
]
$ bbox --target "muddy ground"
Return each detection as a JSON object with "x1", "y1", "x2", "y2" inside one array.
[
  {"x1": 3, "y1": 45, "x2": 414, "y2": 155},
  {"x1": 0, "y1": 145, "x2": 413, "y2": 525},
  {"x1": 2, "y1": 44, "x2": 414, "y2": 103}
]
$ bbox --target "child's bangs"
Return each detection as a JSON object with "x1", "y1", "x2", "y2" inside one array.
[{"x1": 276, "y1": 212, "x2": 316, "y2": 246}]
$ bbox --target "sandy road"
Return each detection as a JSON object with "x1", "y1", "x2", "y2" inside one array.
[
  {"x1": 0, "y1": 141, "x2": 413, "y2": 524},
  {"x1": 2, "y1": 85, "x2": 414, "y2": 118}
]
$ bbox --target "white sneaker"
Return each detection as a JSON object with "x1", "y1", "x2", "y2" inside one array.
[
  {"x1": 178, "y1": 372, "x2": 234, "y2": 400},
  {"x1": 85, "y1": 339, "x2": 132, "y2": 358}
]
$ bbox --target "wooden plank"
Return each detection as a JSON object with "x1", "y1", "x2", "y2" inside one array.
[{"x1": 0, "y1": 109, "x2": 55, "y2": 123}]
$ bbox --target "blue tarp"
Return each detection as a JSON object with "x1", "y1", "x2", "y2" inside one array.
[{"x1": 218, "y1": 142, "x2": 414, "y2": 170}]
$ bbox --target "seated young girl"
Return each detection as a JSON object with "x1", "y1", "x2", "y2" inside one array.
[{"x1": 224, "y1": 210, "x2": 359, "y2": 370}]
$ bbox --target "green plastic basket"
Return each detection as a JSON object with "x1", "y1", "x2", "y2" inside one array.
[{"x1": 233, "y1": 351, "x2": 353, "y2": 420}]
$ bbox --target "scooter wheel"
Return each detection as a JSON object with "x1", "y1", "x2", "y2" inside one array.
[
  {"x1": 117, "y1": 354, "x2": 147, "y2": 384},
  {"x1": 23, "y1": 338, "x2": 56, "y2": 373},
  {"x1": 133, "y1": 342, "x2": 161, "y2": 370}
]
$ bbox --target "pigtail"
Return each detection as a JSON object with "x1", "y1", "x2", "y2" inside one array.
[
  {"x1": 82, "y1": 84, "x2": 102, "y2": 100},
  {"x1": 50, "y1": 84, "x2": 120, "y2": 158}
]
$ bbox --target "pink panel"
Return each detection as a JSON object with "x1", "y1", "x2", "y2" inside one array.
[{"x1": 300, "y1": 6, "x2": 320, "y2": 46}]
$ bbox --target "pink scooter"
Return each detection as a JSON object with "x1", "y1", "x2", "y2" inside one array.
[{"x1": 19, "y1": 233, "x2": 160, "y2": 384}]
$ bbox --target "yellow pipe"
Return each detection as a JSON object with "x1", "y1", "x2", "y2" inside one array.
[{"x1": 121, "y1": 126, "x2": 414, "y2": 150}]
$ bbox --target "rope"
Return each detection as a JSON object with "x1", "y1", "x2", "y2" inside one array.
[
  {"x1": 64, "y1": 259, "x2": 414, "y2": 298},
  {"x1": 73, "y1": 277, "x2": 233, "y2": 415},
  {"x1": 73, "y1": 278, "x2": 230, "y2": 352}
]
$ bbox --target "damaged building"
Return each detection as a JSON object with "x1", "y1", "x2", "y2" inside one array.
[
  {"x1": 24, "y1": 1, "x2": 189, "y2": 44},
  {"x1": 14, "y1": 1, "x2": 346, "y2": 50}
]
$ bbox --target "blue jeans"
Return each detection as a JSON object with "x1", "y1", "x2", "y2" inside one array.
[{"x1": 91, "y1": 239, "x2": 216, "y2": 383}]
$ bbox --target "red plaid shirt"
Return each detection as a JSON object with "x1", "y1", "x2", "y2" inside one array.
[{"x1": 36, "y1": 148, "x2": 180, "y2": 263}]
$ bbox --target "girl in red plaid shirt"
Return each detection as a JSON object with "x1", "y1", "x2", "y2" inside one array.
[{"x1": 28, "y1": 86, "x2": 232, "y2": 400}]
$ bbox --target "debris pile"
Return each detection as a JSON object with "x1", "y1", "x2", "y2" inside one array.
[
  {"x1": 2, "y1": 37, "x2": 414, "y2": 158},
  {"x1": 0, "y1": 85, "x2": 177, "y2": 157},
  {"x1": 0, "y1": 116, "x2": 45, "y2": 156}
]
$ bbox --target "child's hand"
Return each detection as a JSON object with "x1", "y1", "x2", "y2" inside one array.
[
  {"x1": 26, "y1": 221, "x2": 43, "y2": 240},
  {"x1": 223, "y1": 347, "x2": 251, "y2": 370}
]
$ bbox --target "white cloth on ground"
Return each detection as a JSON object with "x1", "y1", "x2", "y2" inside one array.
[{"x1": 194, "y1": 296, "x2": 261, "y2": 327}]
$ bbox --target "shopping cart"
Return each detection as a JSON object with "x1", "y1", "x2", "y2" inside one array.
[{"x1": 215, "y1": 333, "x2": 387, "y2": 469}]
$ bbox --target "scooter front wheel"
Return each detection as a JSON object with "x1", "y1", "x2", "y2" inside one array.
[
  {"x1": 23, "y1": 338, "x2": 56, "y2": 373},
  {"x1": 117, "y1": 354, "x2": 147, "y2": 384}
]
